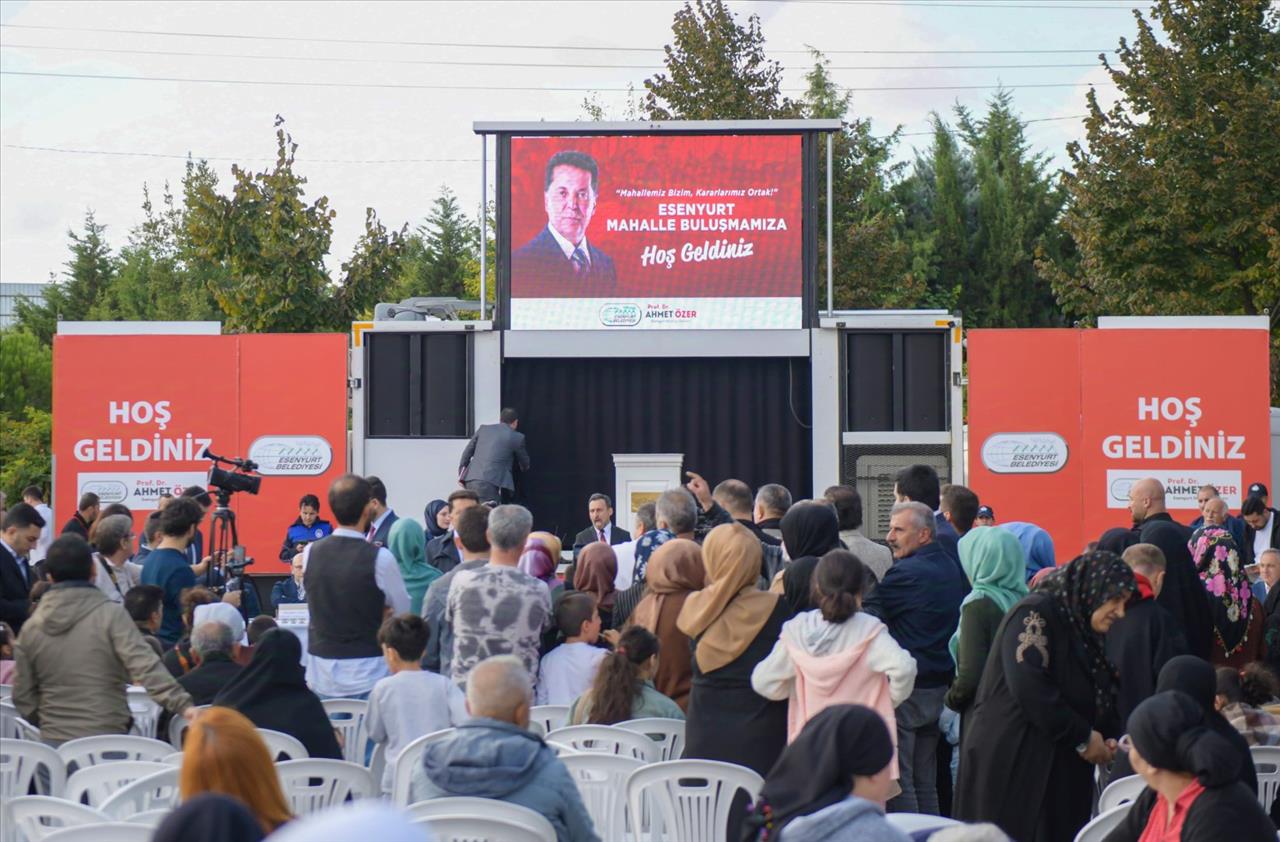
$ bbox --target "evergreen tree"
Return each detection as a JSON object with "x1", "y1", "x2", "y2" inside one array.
[
  {"x1": 0, "y1": 330, "x2": 52, "y2": 416},
  {"x1": 15, "y1": 211, "x2": 115, "y2": 344},
  {"x1": 395, "y1": 188, "x2": 476, "y2": 300}
]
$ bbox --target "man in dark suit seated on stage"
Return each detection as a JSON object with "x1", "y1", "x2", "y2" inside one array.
[
  {"x1": 512, "y1": 150, "x2": 618, "y2": 297},
  {"x1": 459, "y1": 408, "x2": 530, "y2": 505},
  {"x1": 571, "y1": 493, "x2": 631, "y2": 560}
]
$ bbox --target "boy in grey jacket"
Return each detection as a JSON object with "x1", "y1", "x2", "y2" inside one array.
[{"x1": 14, "y1": 535, "x2": 192, "y2": 744}]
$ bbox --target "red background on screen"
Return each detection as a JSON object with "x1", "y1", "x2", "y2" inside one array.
[{"x1": 509, "y1": 134, "x2": 803, "y2": 298}]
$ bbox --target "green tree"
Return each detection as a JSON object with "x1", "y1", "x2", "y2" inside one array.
[
  {"x1": 16, "y1": 211, "x2": 116, "y2": 344},
  {"x1": 0, "y1": 407, "x2": 52, "y2": 503},
  {"x1": 1045, "y1": 0, "x2": 1280, "y2": 346},
  {"x1": 959, "y1": 92, "x2": 1067, "y2": 326},
  {"x1": 803, "y1": 51, "x2": 921, "y2": 309},
  {"x1": 181, "y1": 123, "x2": 336, "y2": 333},
  {"x1": 0, "y1": 330, "x2": 52, "y2": 416},
  {"x1": 395, "y1": 188, "x2": 475, "y2": 300},
  {"x1": 644, "y1": 0, "x2": 798, "y2": 120},
  {"x1": 331, "y1": 208, "x2": 408, "y2": 328}
]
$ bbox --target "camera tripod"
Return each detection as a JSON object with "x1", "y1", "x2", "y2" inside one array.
[{"x1": 205, "y1": 489, "x2": 252, "y2": 621}]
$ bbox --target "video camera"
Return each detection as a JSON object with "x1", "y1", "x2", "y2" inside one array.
[{"x1": 202, "y1": 448, "x2": 263, "y2": 496}]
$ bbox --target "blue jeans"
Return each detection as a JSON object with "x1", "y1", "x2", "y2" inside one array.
[{"x1": 890, "y1": 685, "x2": 948, "y2": 815}]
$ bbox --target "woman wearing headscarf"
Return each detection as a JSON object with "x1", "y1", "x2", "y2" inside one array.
[
  {"x1": 519, "y1": 536, "x2": 562, "y2": 601},
  {"x1": 574, "y1": 542, "x2": 619, "y2": 629},
  {"x1": 1190, "y1": 525, "x2": 1264, "y2": 667},
  {"x1": 213, "y1": 628, "x2": 342, "y2": 760},
  {"x1": 954, "y1": 551, "x2": 1136, "y2": 841},
  {"x1": 679, "y1": 523, "x2": 790, "y2": 777},
  {"x1": 153, "y1": 794, "x2": 267, "y2": 842},
  {"x1": 385, "y1": 518, "x2": 441, "y2": 616},
  {"x1": 753, "y1": 549, "x2": 915, "y2": 752},
  {"x1": 999, "y1": 521, "x2": 1056, "y2": 582},
  {"x1": 742, "y1": 705, "x2": 910, "y2": 842},
  {"x1": 423, "y1": 499, "x2": 450, "y2": 541},
  {"x1": 1108, "y1": 655, "x2": 1257, "y2": 792},
  {"x1": 771, "y1": 502, "x2": 843, "y2": 614},
  {"x1": 1097, "y1": 526, "x2": 1140, "y2": 556},
  {"x1": 1102, "y1": 691, "x2": 1273, "y2": 841},
  {"x1": 944, "y1": 527, "x2": 1028, "y2": 732},
  {"x1": 628, "y1": 539, "x2": 705, "y2": 710}
]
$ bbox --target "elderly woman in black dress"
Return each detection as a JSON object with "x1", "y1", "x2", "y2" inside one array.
[{"x1": 954, "y1": 550, "x2": 1135, "y2": 842}]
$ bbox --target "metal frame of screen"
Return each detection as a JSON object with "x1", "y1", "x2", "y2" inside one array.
[{"x1": 475, "y1": 120, "x2": 841, "y2": 331}]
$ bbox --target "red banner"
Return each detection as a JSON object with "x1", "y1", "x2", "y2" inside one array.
[
  {"x1": 508, "y1": 134, "x2": 803, "y2": 329},
  {"x1": 968, "y1": 327, "x2": 1271, "y2": 558},
  {"x1": 53, "y1": 333, "x2": 348, "y2": 573}
]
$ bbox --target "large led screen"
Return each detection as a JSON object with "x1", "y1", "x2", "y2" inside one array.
[{"x1": 508, "y1": 134, "x2": 803, "y2": 329}]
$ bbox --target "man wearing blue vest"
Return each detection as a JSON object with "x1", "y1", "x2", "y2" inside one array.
[{"x1": 302, "y1": 474, "x2": 410, "y2": 700}]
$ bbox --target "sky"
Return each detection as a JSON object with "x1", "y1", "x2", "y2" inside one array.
[{"x1": 0, "y1": 0, "x2": 1140, "y2": 285}]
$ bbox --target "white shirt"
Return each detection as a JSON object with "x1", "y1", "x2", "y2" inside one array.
[
  {"x1": 613, "y1": 540, "x2": 639, "y2": 590},
  {"x1": 367, "y1": 669, "x2": 469, "y2": 793},
  {"x1": 28, "y1": 503, "x2": 54, "y2": 564},
  {"x1": 301, "y1": 527, "x2": 412, "y2": 696},
  {"x1": 536, "y1": 641, "x2": 608, "y2": 706},
  {"x1": 1256, "y1": 512, "x2": 1276, "y2": 563},
  {"x1": 546, "y1": 224, "x2": 590, "y2": 265}
]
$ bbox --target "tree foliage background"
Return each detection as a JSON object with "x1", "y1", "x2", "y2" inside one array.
[{"x1": 4, "y1": 0, "x2": 1277, "y2": 503}]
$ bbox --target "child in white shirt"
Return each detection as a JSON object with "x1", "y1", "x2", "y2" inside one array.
[
  {"x1": 367, "y1": 613, "x2": 468, "y2": 794},
  {"x1": 536, "y1": 592, "x2": 608, "y2": 705}
]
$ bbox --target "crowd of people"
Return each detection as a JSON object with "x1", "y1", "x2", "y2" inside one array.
[{"x1": 2, "y1": 458, "x2": 1280, "y2": 842}]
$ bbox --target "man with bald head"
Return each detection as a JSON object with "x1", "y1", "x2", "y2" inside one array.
[
  {"x1": 409, "y1": 656, "x2": 599, "y2": 842},
  {"x1": 1128, "y1": 478, "x2": 1214, "y2": 660}
]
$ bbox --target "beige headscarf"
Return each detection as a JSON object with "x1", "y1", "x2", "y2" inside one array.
[
  {"x1": 631, "y1": 539, "x2": 705, "y2": 632},
  {"x1": 677, "y1": 523, "x2": 780, "y2": 673}
]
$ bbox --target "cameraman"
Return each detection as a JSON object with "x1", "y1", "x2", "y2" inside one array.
[
  {"x1": 280, "y1": 494, "x2": 333, "y2": 561},
  {"x1": 141, "y1": 498, "x2": 225, "y2": 647}
]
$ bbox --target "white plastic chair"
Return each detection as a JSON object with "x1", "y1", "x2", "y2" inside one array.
[
  {"x1": 529, "y1": 705, "x2": 570, "y2": 735},
  {"x1": 547, "y1": 724, "x2": 659, "y2": 763},
  {"x1": 0, "y1": 701, "x2": 41, "y2": 741},
  {"x1": 3, "y1": 795, "x2": 107, "y2": 842},
  {"x1": 618, "y1": 718, "x2": 687, "y2": 761},
  {"x1": 122, "y1": 808, "x2": 170, "y2": 827},
  {"x1": 1253, "y1": 745, "x2": 1280, "y2": 808},
  {"x1": 124, "y1": 688, "x2": 161, "y2": 740},
  {"x1": 1098, "y1": 774, "x2": 1148, "y2": 814},
  {"x1": 392, "y1": 728, "x2": 457, "y2": 806},
  {"x1": 1074, "y1": 803, "x2": 1131, "y2": 842},
  {"x1": 64, "y1": 760, "x2": 169, "y2": 807},
  {"x1": 626, "y1": 759, "x2": 764, "y2": 842},
  {"x1": 0, "y1": 738, "x2": 66, "y2": 799},
  {"x1": 258, "y1": 728, "x2": 309, "y2": 761},
  {"x1": 408, "y1": 799, "x2": 556, "y2": 842},
  {"x1": 561, "y1": 752, "x2": 643, "y2": 840},
  {"x1": 98, "y1": 767, "x2": 181, "y2": 820},
  {"x1": 885, "y1": 813, "x2": 963, "y2": 833},
  {"x1": 321, "y1": 697, "x2": 371, "y2": 766},
  {"x1": 546, "y1": 740, "x2": 579, "y2": 757},
  {"x1": 42, "y1": 823, "x2": 155, "y2": 842},
  {"x1": 0, "y1": 684, "x2": 12, "y2": 700},
  {"x1": 275, "y1": 758, "x2": 376, "y2": 815},
  {"x1": 159, "y1": 752, "x2": 184, "y2": 766},
  {"x1": 57, "y1": 735, "x2": 174, "y2": 773},
  {"x1": 369, "y1": 743, "x2": 387, "y2": 793},
  {"x1": 167, "y1": 704, "x2": 208, "y2": 748}
]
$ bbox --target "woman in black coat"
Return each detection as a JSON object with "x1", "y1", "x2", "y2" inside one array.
[
  {"x1": 1103, "y1": 690, "x2": 1273, "y2": 841},
  {"x1": 954, "y1": 551, "x2": 1136, "y2": 842},
  {"x1": 679, "y1": 523, "x2": 789, "y2": 778},
  {"x1": 212, "y1": 629, "x2": 342, "y2": 760}
]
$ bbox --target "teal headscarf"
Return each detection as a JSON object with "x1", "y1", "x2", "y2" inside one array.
[
  {"x1": 386, "y1": 518, "x2": 442, "y2": 615},
  {"x1": 949, "y1": 526, "x2": 1029, "y2": 665}
]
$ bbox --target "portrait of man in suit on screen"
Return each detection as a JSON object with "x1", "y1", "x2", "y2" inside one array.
[{"x1": 512, "y1": 149, "x2": 618, "y2": 296}]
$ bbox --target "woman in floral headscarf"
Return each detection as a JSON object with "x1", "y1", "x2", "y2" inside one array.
[{"x1": 1190, "y1": 525, "x2": 1264, "y2": 668}]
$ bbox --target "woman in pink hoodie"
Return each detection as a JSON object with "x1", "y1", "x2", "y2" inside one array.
[{"x1": 752, "y1": 550, "x2": 917, "y2": 771}]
